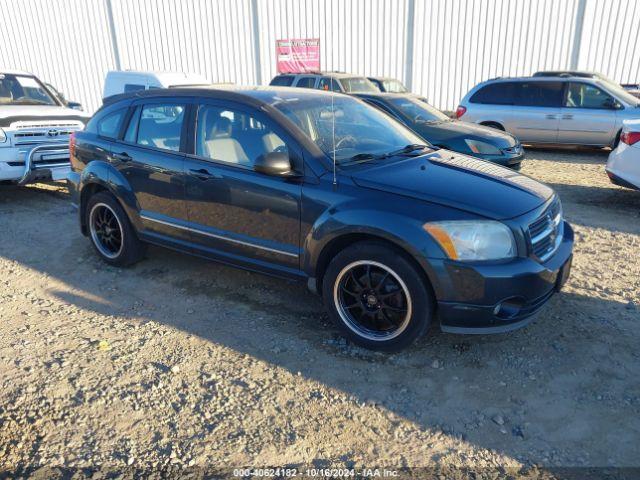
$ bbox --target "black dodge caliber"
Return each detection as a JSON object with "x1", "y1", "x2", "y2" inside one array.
[{"x1": 67, "y1": 87, "x2": 573, "y2": 351}]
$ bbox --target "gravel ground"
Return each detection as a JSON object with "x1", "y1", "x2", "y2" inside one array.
[{"x1": 0, "y1": 148, "x2": 639, "y2": 478}]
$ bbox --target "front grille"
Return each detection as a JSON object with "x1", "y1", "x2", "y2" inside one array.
[{"x1": 528, "y1": 199, "x2": 562, "y2": 262}]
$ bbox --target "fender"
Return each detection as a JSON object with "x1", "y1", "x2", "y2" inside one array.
[
  {"x1": 77, "y1": 161, "x2": 140, "y2": 232},
  {"x1": 302, "y1": 202, "x2": 452, "y2": 297}
]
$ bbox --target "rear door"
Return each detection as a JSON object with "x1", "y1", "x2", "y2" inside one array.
[
  {"x1": 112, "y1": 100, "x2": 190, "y2": 241},
  {"x1": 183, "y1": 100, "x2": 302, "y2": 270},
  {"x1": 510, "y1": 81, "x2": 563, "y2": 143},
  {"x1": 558, "y1": 82, "x2": 618, "y2": 145}
]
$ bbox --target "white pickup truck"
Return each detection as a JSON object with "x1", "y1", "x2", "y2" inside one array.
[{"x1": 0, "y1": 70, "x2": 89, "y2": 185}]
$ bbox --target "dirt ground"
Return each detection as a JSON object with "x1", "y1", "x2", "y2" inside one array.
[{"x1": 0, "y1": 148, "x2": 639, "y2": 478}]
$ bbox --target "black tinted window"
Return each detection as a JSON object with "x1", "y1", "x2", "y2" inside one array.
[
  {"x1": 295, "y1": 77, "x2": 316, "y2": 88},
  {"x1": 124, "y1": 84, "x2": 145, "y2": 93},
  {"x1": 270, "y1": 75, "x2": 294, "y2": 86},
  {"x1": 135, "y1": 104, "x2": 185, "y2": 152},
  {"x1": 97, "y1": 108, "x2": 127, "y2": 139},
  {"x1": 469, "y1": 82, "x2": 516, "y2": 105},
  {"x1": 516, "y1": 81, "x2": 563, "y2": 107}
]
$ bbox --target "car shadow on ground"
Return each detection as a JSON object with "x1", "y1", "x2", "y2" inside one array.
[
  {"x1": 523, "y1": 146, "x2": 610, "y2": 164},
  {"x1": 2, "y1": 184, "x2": 639, "y2": 468}
]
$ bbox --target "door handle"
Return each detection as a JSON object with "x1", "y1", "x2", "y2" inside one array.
[
  {"x1": 545, "y1": 114, "x2": 557, "y2": 120},
  {"x1": 562, "y1": 114, "x2": 574, "y2": 120},
  {"x1": 189, "y1": 168, "x2": 220, "y2": 180},
  {"x1": 112, "y1": 152, "x2": 132, "y2": 162}
]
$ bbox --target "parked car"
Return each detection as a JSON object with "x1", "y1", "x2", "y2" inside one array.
[
  {"x1": 269, "y1": 72, "x2": 379, "y2": 93},
  {"x1": 0, "y1": 69, "x2": 89, "y2": 185},
  {"x1": 355, "y1": 92, "x2": 524, "y2": 169},
  {"x1": 67, "y1": 87, "x2": 573, "y2": 351},
  {"x1": 606, "y1": 119, "x2": 640, "y2": 191},
  {"x1": 103, "y1": 70, "x2": 211, "y2": 99},
  {"x1": 367, "y1": 77, "x2": 408, "y2": 93},
  {"x1": 457, "y1": 75, "x2": 640, "y2": 147},
  {"x1": 534, "y1": 70, "x2": 640, "y2": 100},
  {"x1": 44, "y1": 83, "x2": 84, "y2": 111}
]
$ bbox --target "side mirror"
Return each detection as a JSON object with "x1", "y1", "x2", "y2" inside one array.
[
  {"x1": 67, "y1": 101, "x2": 84, "y2": 111},
  {"x1": 603, "y1": 98, "x2": 622, "y2": 110},
  {"x1": 254, "y1": 151, "x2": 299, "y2": 177}
]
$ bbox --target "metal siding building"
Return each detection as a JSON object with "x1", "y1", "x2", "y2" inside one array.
[{"x1": 1, "y1": 0, "x2": 638, "y2": 113}]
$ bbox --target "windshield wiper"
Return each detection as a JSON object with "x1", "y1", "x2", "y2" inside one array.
[{"x1": 343, "y1": 144, "x2": 430, "y2": 165}]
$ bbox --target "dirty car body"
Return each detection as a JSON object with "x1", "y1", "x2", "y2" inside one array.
[{"x1": 68, "y1": 87, "x2": 573, "y2": 350}]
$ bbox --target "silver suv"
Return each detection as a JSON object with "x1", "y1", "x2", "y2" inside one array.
[
  {"x1": 269, "y1": 72, "x2": 379, "y2": 93},
  {"x1": 457, "y1": 76, "x2": 640, "y2": 147}
]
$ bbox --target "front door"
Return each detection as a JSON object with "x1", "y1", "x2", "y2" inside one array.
[
  {"x1": 112, "y1": 100, "x2": 189, "y2": 241},
  {"x1": 558, "y1": 82, "x2": 618, "y2": 145},
  {"x1": 510, "y1": 81, "x2": 563, "y2": 143},
  {"x1": 183, "y1": 102, "x2": 302, "y2": 270}
]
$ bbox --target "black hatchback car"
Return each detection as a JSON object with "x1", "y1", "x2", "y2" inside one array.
[
  {"x1": 355, "y1": 92, "x2": 524, "y2": 169},
  {"x1": 67, "y1": 87, "x2": 573, "y2": 351}
]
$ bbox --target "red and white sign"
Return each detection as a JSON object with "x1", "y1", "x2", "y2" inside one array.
[{"x1": 276, "y1": 38, "x2": 320, "y2": 73}]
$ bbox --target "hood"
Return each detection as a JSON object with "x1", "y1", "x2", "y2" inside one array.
[
  {"x1": 350, "y1": 150, "x2": 553, "y2": 220},
  {"x1": 0, "y1": 105, "x2": 90, "y2": 127},
  {"x1": 414, "y1": 120, "x2": 517, "y2": 148}
]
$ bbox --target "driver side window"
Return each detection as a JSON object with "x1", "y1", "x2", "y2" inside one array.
[
  {"x1": 565, "y1": 83, "x2": 615, "y2": 109},
  {"x1": 195, "y1": 105, "x2": 288, "y2": 168}
]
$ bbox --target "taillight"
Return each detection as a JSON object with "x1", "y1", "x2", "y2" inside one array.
[
  {"x1": 455, "y1": 105, "x2": 467, "y2": 119},
  {"x1": 620, "y1": 131, "x2": 640, "y2": 145},
  {"x1": 69, "y1": 132, "x2": 76, "y2": 157}
]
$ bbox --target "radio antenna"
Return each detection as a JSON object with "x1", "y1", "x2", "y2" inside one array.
[{"x1": 331, "y1": 78, "x2": 337, "y2": 186}]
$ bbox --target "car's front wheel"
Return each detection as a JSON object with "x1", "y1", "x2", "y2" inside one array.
[
  {"x1": 322, "y1": 241, "x2": 434, "y2": 351},
  {"x1": 86, "y1": 191, "x2": 145, "y2": 266}
]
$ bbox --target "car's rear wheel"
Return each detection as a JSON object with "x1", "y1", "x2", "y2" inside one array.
[
  {"x1": 322, "y1": 241, "x2": 434, "y2": 351},
  {"x1": 86, "y1": 191, "x2": 145, "y2": 266}
]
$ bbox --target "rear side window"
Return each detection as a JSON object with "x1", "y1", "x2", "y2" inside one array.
[
  {"x1": 516, "y1": 81, "x2": 563, "y2": 107},
  {"x1": 97, "y1": 108, "x2": 127, "y2": 139},
  {"x1": 135, "y1": 104, "x2": 186, "y2": 152},
  {"x1": 124, "y1": 84, "x2": 145, "y2": 93},
  {"x1": 470, "y1": 82, "x2": 516, "y2": 105},
  {"x1": 270, "y1": 75, "x2": 294, "y2": 86},
  {"x1": 295, "y1": 77, "x2": 316, "y2": 88}
]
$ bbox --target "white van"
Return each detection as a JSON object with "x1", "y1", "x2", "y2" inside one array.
[{"x1": 103, "y1": 71, "x2": 211, "y2": 99}]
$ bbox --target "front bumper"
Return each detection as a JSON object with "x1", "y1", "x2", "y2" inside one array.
[
  {"x1": 434, "y1": 221, "x2": 574, "y2": 333},
  {"x1": 0, "y1": 143, "x2": 71, "y2": 184},
  {"x1": 477, "y1": 150, "x2": 525, "y2": 170}
]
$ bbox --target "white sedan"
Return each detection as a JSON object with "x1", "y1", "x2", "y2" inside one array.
[{"x1": 607, "y1": 120, "x2": 640, "y2": 191}]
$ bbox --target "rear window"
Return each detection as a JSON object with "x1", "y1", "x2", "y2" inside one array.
[
  {"x1": 516, "y1": 81, "x2": 564, "y2": 107},
  {"x1": 124, "y1": 84, "x2": 146, "y2": 93},
  {"x1": 270, "y1": 75, "x2": 294, "y2": 87},
  {"x1": 469, "y1": 82, "x2": 516, "y2": 105},
  {"x1": 97, "y1": 108, "x2": 127, "y2": 139}
]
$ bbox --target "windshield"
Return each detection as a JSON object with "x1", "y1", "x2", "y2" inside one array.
[
  {"x1": 383, "y1": 79, "x2": 408, "y2": 93},
  {"x1": 388, "y1": 96, "x2": 450, "y2": 123},
  {"x1": 340, "y1": 77, "x2": 379, "y2": 93},
  {"x1": 0, "y1": 74, "x2": 58, "y2": 106},
  {"x1": 273, "y1": 95, "x2": 426, "y2": 164}
]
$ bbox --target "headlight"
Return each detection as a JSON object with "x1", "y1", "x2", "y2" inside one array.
[
  {"x1": 465, "y1": 139, "x2": 502, "y2": 155},
  {"x1": 0, "y1": 128, "x2": 6, "y2": 143},
  {"x1": 424, "y1": 220, "x2": 516, "y2": 261}
]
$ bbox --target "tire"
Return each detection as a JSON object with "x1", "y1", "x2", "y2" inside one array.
[
  {"x1": 480, "y1": 121, "x2": 505, "y2": 131},
  {"x1": 322, "y1": 241, "x2": 434, "y2": 352},
  {"x1": 612, "y1": 130, "x2": 622, "y2": 150},
  {"x1": 85, "y1": 191, "x2": 145, "y2": 267}
]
